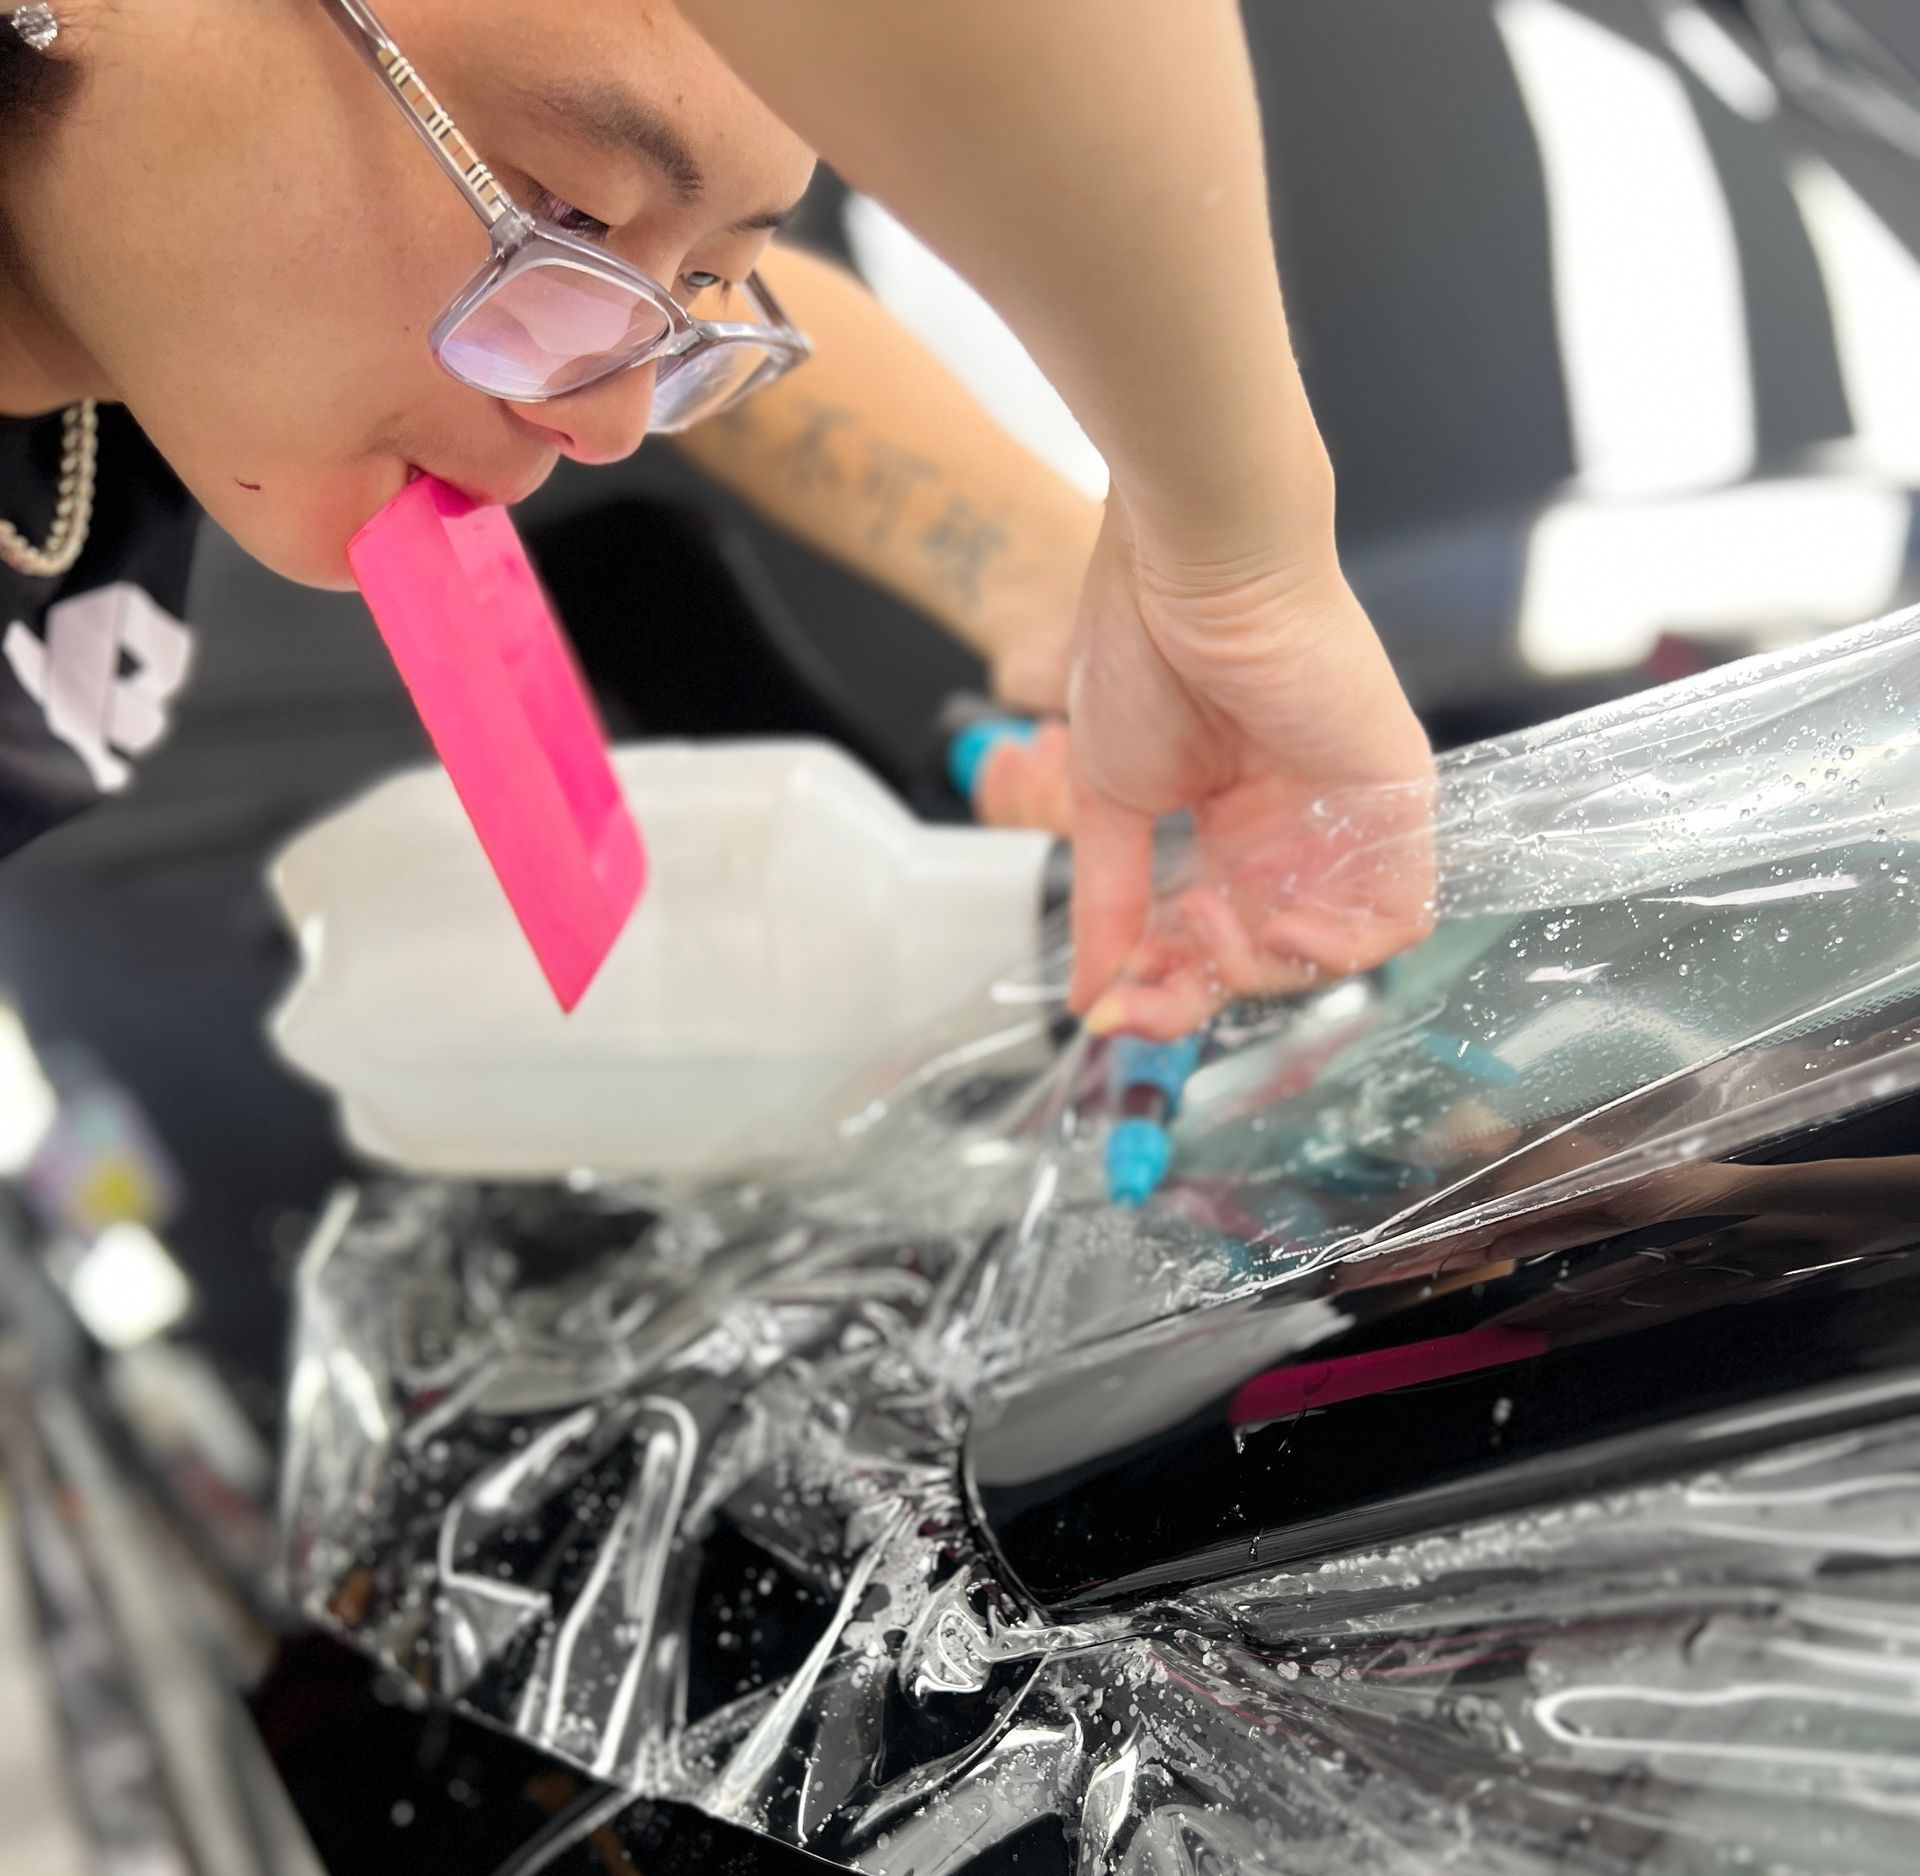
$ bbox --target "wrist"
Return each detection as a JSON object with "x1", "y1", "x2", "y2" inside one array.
[
  {"x1": 1112, "y1": 455, "x2": 1348, "y2": 635},
  {"x1": 1113, "y1": 424, "x2": 1340, "y2": 592}
]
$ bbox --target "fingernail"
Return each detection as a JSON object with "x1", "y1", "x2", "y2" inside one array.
[{"x1": 1085, "y1": 996, "x2": 1124, "y2": 1036}]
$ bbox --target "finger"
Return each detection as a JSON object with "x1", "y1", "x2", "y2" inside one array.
[
  {"x1": 1126, "y1": 926, "x2": 1189, "y2": 987},
  {"x1": 974, "y1": 741, "x2": 1037, "y2": 828},
  {"x1": 1257, "y1": 903, "x2": 1430, "y2": 980},
  {"x1": 1178, "y1": 888, "x2": 1264, "y2": 997},
  {"x1": 1069, "y1": 783, "x2": 1157, "y2": 1014},
  {"x1": 1085, "y1": 970, "x2": 1216, "y2": 1041},
  {"x1": 1174, "y1": 888, "x2": 1341, "y2": 1002},
  {"x1": 1089, "y1": 892, "x2": 1324, "y2": 1036},
  {"x1": 975, "y1": 725, "x2": 1075, "y2": 835},
  {"x1": 1026, "y1": 721, "x2": 1076, "y2": 834},
  {"x1": 1038, "y1": 726, "x2": 1076, "y2": 833}
]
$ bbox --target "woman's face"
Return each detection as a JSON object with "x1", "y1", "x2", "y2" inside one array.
[{"x1": 2, "y1": 0, "x2": 815, "y2": 586}]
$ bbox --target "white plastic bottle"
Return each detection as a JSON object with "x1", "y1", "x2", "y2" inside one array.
[{"x1": 270, "y1": 740, "x2": 1057, "y2": 1180}]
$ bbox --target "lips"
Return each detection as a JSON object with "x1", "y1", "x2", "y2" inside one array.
[{"x1": 407, "y1": 462, "x2": 548, "y2": 509}]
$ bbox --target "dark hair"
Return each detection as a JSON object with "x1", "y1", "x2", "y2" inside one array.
[{"x1": 2, "y1": 17, "x2": 79, "y2": 131}]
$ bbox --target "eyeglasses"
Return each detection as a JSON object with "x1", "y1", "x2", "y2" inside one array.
[{"x1": 317, "y1": 0, "x2": 810, "y2": 432}]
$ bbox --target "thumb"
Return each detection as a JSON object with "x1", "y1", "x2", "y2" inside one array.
[{"x1": 1068, "y1": 776, "x2": 1157, "y2": 1015}]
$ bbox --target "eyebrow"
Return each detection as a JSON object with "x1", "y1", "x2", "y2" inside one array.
[
  {"x1": 731, "y1": 204, "x2": 799, "y2": 235},
  {"x1": 530, "y1": 78, "x2": 706, "y2": 198},
  {"x1": 529, "y1": 79, "x2": 801, "y2": 233}
]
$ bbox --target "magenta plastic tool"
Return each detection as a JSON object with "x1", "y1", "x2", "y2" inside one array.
[{"x1": 347, "y1": 476, "x2": 645, "y2": 1013}]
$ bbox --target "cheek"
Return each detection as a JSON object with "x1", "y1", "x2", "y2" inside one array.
[
  {"x1": 81, "y1": 218, "x2": 456, "y2": 560},
  {"x1": 120, "y1": 208, "x2": 488, "y2": 560},
  {"x1": 39, "y1": 14, "x2": 495, "y2": 581},
  {"x1": 211, "y1": 219, "x2": 459, "y2": 426},
  {"x1": 98, "y1": 78, "x2": 478, "y2": 447}
]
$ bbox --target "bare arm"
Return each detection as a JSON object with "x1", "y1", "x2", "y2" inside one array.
[
  {"x1": 674, "y1": 1, "x2": 1434, "y2": 1029},
  {"x1": 673, "y1": 245, "x2": 1100, "y2": 711},
  {"x1": 672, "y1": 0, "x2": 1324, "y2": 558}
]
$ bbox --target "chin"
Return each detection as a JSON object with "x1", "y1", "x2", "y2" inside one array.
[
  {"x1": 202, "y1": 479, "x2": 387, "y2": 593},
  {"x1": 241, "y1": 530, "x2": 362, "y2": 593}
]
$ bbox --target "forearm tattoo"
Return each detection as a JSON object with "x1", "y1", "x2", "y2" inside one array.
[
  {"x1": 767, "y1": 401, "x2": 856, "y2": 496},
  {"x1": 711, "y1": 396, "x2": 1015, "y2": 619},
  {"x1": 859, "y1": 442, "x2": 939, "y2": 550},
  {"x1": 918, "y1": 498, "x2": 1013, "y2": 616}
]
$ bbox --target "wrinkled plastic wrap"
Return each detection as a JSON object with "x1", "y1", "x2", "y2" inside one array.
[{"x1": 282, "y1": 612, "x2": 1920, "y2": 1872}]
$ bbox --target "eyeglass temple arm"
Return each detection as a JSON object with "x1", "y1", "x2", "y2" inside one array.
[
  {"x1": 316, "y1": 0, "x2": 522, "y2": 232},
  {"x1": 743, "y1": 271, "x2": 808, "y2": 351}
]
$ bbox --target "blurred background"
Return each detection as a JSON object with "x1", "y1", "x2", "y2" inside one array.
[{"x1": 1, "y1": 2, "x2": 1917, "y2": 1868}]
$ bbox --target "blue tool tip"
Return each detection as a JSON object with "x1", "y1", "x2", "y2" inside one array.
[
  {"x1": 948, "y1": 718, "x2": 1037, "y2": 803},
  {"x1": 1110, "y1": 1033, "x2": 1206, "y2": 1103},
  {"x1": 1418, "y1": 1030, "x2": 1522, "y2": 1087},
  {"x1": 1107, "y1": 1117, "x2": 1174, "y2": 1207}
]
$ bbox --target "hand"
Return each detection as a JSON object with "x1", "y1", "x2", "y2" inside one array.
[
  {"x1": 1066, "y1": 501, "x2": 1436, "y2": 1040},
  {"x1": 974, "y1": 718, "x2": 1075, "y2": 834},
  {"x1": 986, "y1": 629, "x2": 1075, "y2": 721}
]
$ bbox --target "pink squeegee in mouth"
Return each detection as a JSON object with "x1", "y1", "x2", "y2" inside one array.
[{"x1": 347, "y1": 474, "x2": 646, "y2": 1012}]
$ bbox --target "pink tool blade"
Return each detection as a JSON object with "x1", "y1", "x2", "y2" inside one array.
[{"x1": 348, "y1": 476, "x2": 645, "y2": 1012}]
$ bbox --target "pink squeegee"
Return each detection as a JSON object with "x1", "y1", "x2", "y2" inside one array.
[{"x1": 348, "y1": 476, "x2": 645, "y2": 1013}]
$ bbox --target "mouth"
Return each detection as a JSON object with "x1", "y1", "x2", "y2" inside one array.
[{"x1": 406, "y1": 461, "x2": 553, "y2": 511}]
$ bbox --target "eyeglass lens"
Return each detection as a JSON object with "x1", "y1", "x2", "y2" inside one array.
[{"x1": 439, "y1": 257, "x2": 675, "y2": 402}]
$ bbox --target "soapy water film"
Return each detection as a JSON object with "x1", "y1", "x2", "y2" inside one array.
[{"x1": 283, "y1": 612, "x2": 1920, "y2": 1872}]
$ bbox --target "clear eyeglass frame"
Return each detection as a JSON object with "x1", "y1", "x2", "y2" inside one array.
[{"x1": 317, "y1": 0, "x2": 811, "y2": 431}]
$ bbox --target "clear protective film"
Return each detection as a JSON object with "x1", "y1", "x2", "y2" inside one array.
[{"x1": 282, "y1": 611, "x2": 1920, "y2": 1873}]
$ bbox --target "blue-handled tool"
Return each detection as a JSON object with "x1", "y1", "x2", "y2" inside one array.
[
  {"x1": 1106, "y1": 1031, "x2": 1207, "y2": 1207},
  {"x1": 942, "y1": 699, "x2": 1204, "y2": 1205},
  {"x1": 947, "y1": 714, "x2": 1038, "y2": 805},
  {"x1": 1417, "y1": 1028, "x2": 1522, "y2": 1087}
]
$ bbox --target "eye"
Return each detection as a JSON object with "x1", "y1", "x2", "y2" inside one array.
[
  {"x1": 679, "y1": 273, "x2": 740, "y2": 315},
  {"x1": 527, "y1": 182, "x2": 611, "y2": 243}
]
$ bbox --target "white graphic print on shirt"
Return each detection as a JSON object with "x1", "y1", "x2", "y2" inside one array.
[{"x1": 3, "y1": 582, "x2": 194, "y2": 793}]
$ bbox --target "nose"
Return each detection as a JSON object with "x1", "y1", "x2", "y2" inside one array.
[{"x1": 507, "y1": 362, "x2": 658, "y2": 466}]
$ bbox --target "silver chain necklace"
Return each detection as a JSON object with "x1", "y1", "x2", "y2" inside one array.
[{"x1": 0, "y1": 399, "x2": 98, "y2": 579}]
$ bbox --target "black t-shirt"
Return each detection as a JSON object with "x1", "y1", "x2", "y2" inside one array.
[{"x1": 0, "y1": 402, "x2": 200, "y2": 857}]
